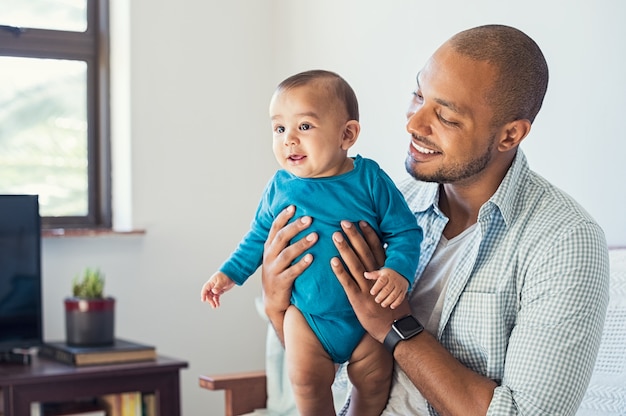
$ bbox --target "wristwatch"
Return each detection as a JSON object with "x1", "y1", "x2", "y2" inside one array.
[{"x1": 383, "y1": 314, "x2": 424, "y2": 354}]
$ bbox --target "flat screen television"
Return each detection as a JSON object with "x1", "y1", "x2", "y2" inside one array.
[{"x1": 0, "y1": 195, "x2": 43, "y2": 353}]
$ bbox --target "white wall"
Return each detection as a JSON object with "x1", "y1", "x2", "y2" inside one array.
[
  {"x1": 271, "y1": 0, "x2": 626, "y2": 246},
  {"x1": 40, "y1": 1, "x2": 626, "y2": 415}
]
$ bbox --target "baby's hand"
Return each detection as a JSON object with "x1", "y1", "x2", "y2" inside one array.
[
  {"x1": 200, "y1": 272, "x2": 236, "y2": 309},
  {"x1": 364, "y1": 268, "x2": 409, "y2": 309}
]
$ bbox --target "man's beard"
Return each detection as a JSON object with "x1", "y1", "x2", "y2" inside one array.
[{"x1": 405, "y1": 136, "x2": 494, "y2": 184}]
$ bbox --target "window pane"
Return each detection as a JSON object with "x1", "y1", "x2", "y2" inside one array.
[
  {"x1": 0, "y1": 57, "x2": 88, "y2": 217},
  {"x1": 0, "y1": 0, "x2": 87, "y2": 32}
]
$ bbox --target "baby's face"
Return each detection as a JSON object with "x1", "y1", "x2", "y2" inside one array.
[{"x1": 269, "y1": 83, "x2": 356, "y2": 178}]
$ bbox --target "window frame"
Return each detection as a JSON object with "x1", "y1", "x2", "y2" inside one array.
[{"x1": 0, "y1": 0, "x2": 111, "y2": 229}]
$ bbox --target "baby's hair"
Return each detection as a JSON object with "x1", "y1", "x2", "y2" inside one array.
[{"x1": 276, "y1": 70, "x2": 359, "y2": 121}]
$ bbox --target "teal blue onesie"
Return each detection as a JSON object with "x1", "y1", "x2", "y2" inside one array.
[{"x1": 220, "y1": 155, "x2": 422, "y2": 363}]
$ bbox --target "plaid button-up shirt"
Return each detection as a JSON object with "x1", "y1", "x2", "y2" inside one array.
[{"x1": 382, "y1": 149, "x2": 609, "y2": 415}]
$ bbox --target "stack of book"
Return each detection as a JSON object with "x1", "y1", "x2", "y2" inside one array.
[
  {"x1": 38, "y1": 339, "x2": 156, "y2": 366},
  {"x1": 100, "y1": 392, "x2": 156, "y2": 416},
  {"x1": 32, "y1": 398, "x2": 106, "y2": 416},
  {"x1": 31, "y1": 393, "x2": 155, "y2": 416}
]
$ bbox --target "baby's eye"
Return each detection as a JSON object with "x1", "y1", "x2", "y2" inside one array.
[
  {"x1": 275, "y1": 126, "x2": 285, "y2": 134},
  {"x1": 299, "y1": 123, "x2": 311, "y2": 131}
]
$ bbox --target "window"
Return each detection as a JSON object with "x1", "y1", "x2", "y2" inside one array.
[{"x1": 0, "y1": 0, "x2": 111, "y2": 229}]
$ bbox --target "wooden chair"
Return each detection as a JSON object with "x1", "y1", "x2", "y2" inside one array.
[{"x1": 199, "y1": 370, "x2": 267, "y2": 416}]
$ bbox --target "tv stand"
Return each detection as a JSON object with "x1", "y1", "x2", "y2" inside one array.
[{"x1": 0, "y1": 354, "x2": 187, "y2": 416}]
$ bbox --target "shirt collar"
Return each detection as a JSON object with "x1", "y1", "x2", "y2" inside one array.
[
  {"x1": 410, "y1": 149, "x2": 530, "y2": 228},
  {"x1": 411, "y1": 181, "x2": 440, "y2": 214},
  {"x1": 482, "y1": 149, "x2": 530, "y2": 228}
]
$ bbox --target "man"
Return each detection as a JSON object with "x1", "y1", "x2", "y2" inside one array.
[{"x1": 262, "y1": 24, "x2": 609, "y2": 415}]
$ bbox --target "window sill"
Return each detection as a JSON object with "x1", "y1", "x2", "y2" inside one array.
[{"x1": 42, "y1": 228, "x2": 146, "y2": 238}]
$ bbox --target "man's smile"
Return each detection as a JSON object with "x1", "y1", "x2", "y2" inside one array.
[{"x1": 411, "y1": 141, "x2": 438, "y2": 155}]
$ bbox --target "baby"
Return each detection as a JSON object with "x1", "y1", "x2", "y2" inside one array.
[{"x1": 201, "y1": 70, "x2": 422, "y2": 415}]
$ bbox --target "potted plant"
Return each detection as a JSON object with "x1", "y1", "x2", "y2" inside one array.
[{"x1": 64, "y1": 268, "x2": 115, "y2": 346}]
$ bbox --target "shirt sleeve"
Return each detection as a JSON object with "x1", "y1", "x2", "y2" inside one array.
[
  {"x1": 219, "y1": 179, "x2": 276, "y2": 285},
  {"x1": 487, "y1": 222, "x2": 609, "y2": 415},
  {"x1": 372, "y1": 168, "x2": 423, "y2": 285}
]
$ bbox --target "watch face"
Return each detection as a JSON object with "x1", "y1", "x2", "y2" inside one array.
[{"x1": 396, "y1": 315, "x2": 423, "y2": 336}]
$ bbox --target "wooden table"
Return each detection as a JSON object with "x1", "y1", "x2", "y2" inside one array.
[{"x1": 0, "y1": 355, "x2": 188, "y2": 415}]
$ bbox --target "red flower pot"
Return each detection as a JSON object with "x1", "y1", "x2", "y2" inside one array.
[{"x1": 64, "y1": 297, "x2": 115, "y2": 346}]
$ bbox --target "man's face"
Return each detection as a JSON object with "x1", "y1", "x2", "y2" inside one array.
[{"x1": 404, "y1": 43, "x2": 500, "y2": 185}]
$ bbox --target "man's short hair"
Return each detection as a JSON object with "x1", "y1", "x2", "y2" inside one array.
[{"x1": 450, "y1": 24, "x2": 549, "y2": 125}]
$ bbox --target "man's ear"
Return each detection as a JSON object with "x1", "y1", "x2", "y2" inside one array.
[
  {"x1": 498, "y1": 119, "x2": 531, "y2": 152},
  {"x1": 341, "y1": 120, "x2": 360, "y2": 150}
]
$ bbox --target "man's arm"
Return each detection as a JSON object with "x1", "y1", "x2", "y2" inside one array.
[
  {"x1": 331, "y1": 221, "x2": 497, "y2": 416},
  {"x1": 261, "y1": 205, "x2": 317, "y2": 344}
]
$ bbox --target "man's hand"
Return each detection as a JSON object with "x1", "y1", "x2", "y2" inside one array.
[
  {"x1": 331, "y1": 220, "x2": 410, "y2": 343},
  {"x1": 261, "y1": 205, "x2": 317, "y2": 342}
]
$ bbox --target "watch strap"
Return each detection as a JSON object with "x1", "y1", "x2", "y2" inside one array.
[
  {"x1": 383, "y1": 315, "x2": 424, "y2": 354},
  {"x1": 383, "y1": 326, "x2": 403, "y2": 354}
]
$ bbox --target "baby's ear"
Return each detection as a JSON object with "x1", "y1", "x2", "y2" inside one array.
[{"x1": 341, "y1": 120, "x2": 360, "y2": 150}]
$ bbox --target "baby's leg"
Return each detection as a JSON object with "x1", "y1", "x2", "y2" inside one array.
[
  {"x1": 345, "y1": 334, "x2": 393, "y2": 416},
  {"x1": 284, "y1": 305, "x2": 337, "y2": 416}
]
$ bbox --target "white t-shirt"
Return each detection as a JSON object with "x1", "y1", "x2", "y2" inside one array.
[{"x1": 383, "y1": 223, "x2": 478, "y2": 415}]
